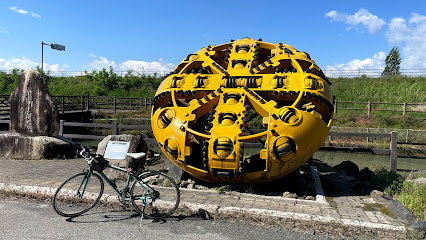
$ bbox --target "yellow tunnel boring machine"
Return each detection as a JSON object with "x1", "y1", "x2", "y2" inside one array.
[{"x1": 151, "y1": 38, "x2": 334, "y2": 184}]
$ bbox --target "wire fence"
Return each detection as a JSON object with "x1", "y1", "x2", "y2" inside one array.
[
  {"x1": 1, "y1": 68, "x2": 426, "y2": 78},
  {"x1": 323, "y1": 68, "x2": 426, "y2": 78}
]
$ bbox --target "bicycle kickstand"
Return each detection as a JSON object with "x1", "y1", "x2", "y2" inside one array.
[{"x1": 139, "y1": 211, "x2": 144, "y2": 227}]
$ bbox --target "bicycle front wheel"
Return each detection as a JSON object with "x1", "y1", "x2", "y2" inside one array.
[
  {"x1": 130, "y1": 172, "x2": 180, "y2": 219},
  {"x1": 52, "y1": 172, "x2": 104, "y2": 217}
]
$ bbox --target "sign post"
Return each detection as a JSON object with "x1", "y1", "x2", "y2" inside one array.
[{"x1": 41, "y1": 41, "x2": 65, "y2": 72}]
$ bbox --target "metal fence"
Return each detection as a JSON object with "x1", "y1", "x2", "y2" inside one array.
[
  {"x1": 2, "y1": 68, "x2": 426, "y2": 78},
  {"x1": 0, "y1": 70, "x2": 169, "y2": 77},
  {"x1": 333, "y1": 100, "x2": 426, "y2": 118},
  {"x1": 323, "y1": 68, "x2": 426, "y2": 78}
]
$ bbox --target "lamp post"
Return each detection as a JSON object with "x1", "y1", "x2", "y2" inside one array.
[{"x1": 41, "y1": 41, "x2": 65, "y2": 72}]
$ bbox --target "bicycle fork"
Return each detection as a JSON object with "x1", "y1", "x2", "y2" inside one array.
[{"x1": 77, "y1": 171, "x2": 92, "y2": 198}]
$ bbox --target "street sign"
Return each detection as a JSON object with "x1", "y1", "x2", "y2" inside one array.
[{"x1": 51, "y1": 44, "x2": 65, "y2": 51}]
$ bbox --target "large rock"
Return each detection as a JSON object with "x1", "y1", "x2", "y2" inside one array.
[
  {"x1": 334, "y1": 160, "x2": 359, "y2": 175},
  {"x1": 96, "y1": 134, "x2": 148, "y2": 179},
  {"x1": 0, "y1": 133, "x2": 77, "y2": 159},
  {"x1": 9, "y1": 70, "x2": 59, "y2": 137}
]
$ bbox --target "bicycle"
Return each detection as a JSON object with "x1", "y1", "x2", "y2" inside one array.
[{"x1": 52, "y1": 145, "x2": 180, "y2": 220}]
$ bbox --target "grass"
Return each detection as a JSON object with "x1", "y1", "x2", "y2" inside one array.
[
  {"x1": 361, "y1": 203, "x2": 396, "y2": 219},
  {"x1": 369, "y1": 167, "x2": 426, "y2": 221},
  {"x1": 216, "y1": 185, "x2": 230, "y2": 194},
  {"x1": 331, "y1": 76, "x2": 426, "y2": 103},
  {"x1": 333, "y1": 112, "x2": 426, "y2": 130},
  {"x1": 398, "y1": 181, "x2": 426, "y2": 221}
]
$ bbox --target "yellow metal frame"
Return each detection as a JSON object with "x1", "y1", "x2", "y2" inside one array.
[{"x1": 151, "y1": 38, "x2": 333, "y2": 184}]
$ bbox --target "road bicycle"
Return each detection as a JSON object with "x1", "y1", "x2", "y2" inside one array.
[{"x1": 52, "y1": 145, "x2": 180, "y2": 220}]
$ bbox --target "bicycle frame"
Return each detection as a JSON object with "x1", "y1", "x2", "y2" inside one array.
[{"x1": 81, "y1": 163, "x2": 153, "y2": 205}]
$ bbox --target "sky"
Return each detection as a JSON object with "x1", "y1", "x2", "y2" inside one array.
[{"x1": 0, "y1": 0, "x2": 425, "y2": 75}]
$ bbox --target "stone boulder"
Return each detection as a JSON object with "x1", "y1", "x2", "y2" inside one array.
[
  {"x1": 334, "y1": 160, "x2": 359, "y2": 175},
  {"x1": 9, "y1": 69, "x2": 59, "y2": 137},
  {"x1": 0, "y1": 133, "x2": 77, "y2": 159},
  {"x1": 96, "y1": 134, "x2": 148, "y2": 179}
]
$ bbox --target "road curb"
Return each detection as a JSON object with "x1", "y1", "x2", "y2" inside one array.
[{"x1": 0, "y1": 182, "x2": 406, "y2": 235}]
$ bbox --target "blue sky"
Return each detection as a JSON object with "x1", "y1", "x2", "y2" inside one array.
[{"x1": 0, "y1": 0, "x2": 425, "y2": 74}]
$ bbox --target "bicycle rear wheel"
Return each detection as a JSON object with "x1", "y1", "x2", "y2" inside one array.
[
  {"x1": 130, "y1": 172, "x2": 180, "y2": 219},
  {"x1": 52, "y1": 172, "x2": 104, "y2": 217}
]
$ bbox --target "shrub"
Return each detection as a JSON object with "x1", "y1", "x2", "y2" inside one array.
[{"x1": 398, "y1": 181, "x2": 426, "y2": 220}]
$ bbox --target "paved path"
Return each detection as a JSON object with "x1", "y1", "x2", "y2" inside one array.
[
  {"x1": 0, "y1": 158, "x2": 407, "y2": 238},
  {"x1": 1, "y1": 198, "x2": 334, "y2": 240}
]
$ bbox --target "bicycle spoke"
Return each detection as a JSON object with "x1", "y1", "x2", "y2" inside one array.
[
  {"x1": 52, "y1": 172, "x2": 104, "y2": 217},
  {"x1": 130, "y1": 172, "x2": 180, "y2": 219}
]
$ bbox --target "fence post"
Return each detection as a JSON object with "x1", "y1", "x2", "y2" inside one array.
[
  {"x1": 144, "y1": 97, "x2": 148, "y2": 110},
  {"x1": 140, "y1": 97, "x2": 143, "y2": 110},
  {"x1": 59, "y1": 120, "x2": 64, "y2": 136},
  {"x1": 112, "y1": 122, "x2": 118, "y2": 135},
  {"x1": 389, "y1": 131, "x2": 398, "y2": 172},
  {"x1": 366, "y1": 128, "x2": 370, "y2": 143},
  {"x1": 61, "y1": 95, "x2": 65, "y2": 114},
  {"x1": 333, "y1": 100, "x2": 338, "y2": 116},
  {"x1": 402, "y1": 102, "x2": 407, "y2": 117},
  {"x1": 406, "y1": 129, "x2": 409, "y2": 143},
  {"x1": 367, "y1": 101, "x2": 371, "y2": 118},
  {"x1": 113, "y1": 97, "x2": 117, "y2": 113},
  {"x1": 86, "y1": 94, "x2": 90, "y2": 111},
  {"x1": 81, "y1": 95, "x2": 84, "y2": 112}
]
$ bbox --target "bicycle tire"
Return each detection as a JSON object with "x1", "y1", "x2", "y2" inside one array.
[
  {"x1": 130, "y1": 172, "x2": 180, "y2": 219},
  {"x1": 52, "y1": 171, "x2": 104, "y2": 217}
]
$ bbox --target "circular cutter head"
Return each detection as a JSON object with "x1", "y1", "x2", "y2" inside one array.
[{"x1": 151, "y1": 38, "x2": 334, "y2": 183}]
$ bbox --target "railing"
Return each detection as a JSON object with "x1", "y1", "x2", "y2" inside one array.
[
  {"x1": 2, "y1": 95, "x2": 425, "y2": 119},
  {"x1": 0, "y1": 70, "x2": 169, "y2": 77},
  {"x1": 2, "y1": 119, "x2": 424, "y2": 172},
  {"x1": 0, "y1": 95, "x2": 154, "y2": 114},
  {"x1": 333, "y1": 100, "x2": 426, "y2": 118},
  {"x1": 2, "y1": 68, "x2": 426, "y2": 78},
  {"x1": 323, "y1": 68, "x2": 426, "y2": 78},
  {"x1": 55, "y1": 120, "x2": 422, "y2": 173}
]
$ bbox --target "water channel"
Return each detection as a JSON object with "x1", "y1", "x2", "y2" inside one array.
[{"x1": 76, "y1": 139, "x2": 425, "y2": 172}]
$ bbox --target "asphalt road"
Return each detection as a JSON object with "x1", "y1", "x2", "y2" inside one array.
[{"x1": 0, "y1": 197, "x2": 333, "y2": 240}]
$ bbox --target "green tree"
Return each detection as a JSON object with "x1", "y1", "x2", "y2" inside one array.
[{"x1": 382, "y1": 46, "x2": 401, "y2": 77}]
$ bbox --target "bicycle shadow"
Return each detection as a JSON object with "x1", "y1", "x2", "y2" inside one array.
[
  {"x1": 64, "y1": 209, "x2": 208, "y2": 224},
  {"x1": 65, "y1": 209, "x2": 139, "y2": 223}
]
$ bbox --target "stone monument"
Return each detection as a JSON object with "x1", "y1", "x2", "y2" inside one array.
[
  {"x1": 9, "y1": 69, "x2": 59, "y2": 136},
  {"x1": 0, "y1": 69, "x2": 76, "y2": 159}
]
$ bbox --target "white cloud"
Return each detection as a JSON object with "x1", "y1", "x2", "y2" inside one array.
[
  {"x1": 89, "y1": 56, "x2": 175, "y2": 74},
  {"x1": 30, "y1": 12, "x2": 41, "y2": 18},
  {"x1": 0, "y1": 56, "x2": 37, "y2": 70},
  {"x1": 9, "y1": 6, "x2": 28, "y2": 15},
  {"x1": 326, "y1": 8, "x2": 385, "y2": 34},
  {"x1": 9, "y1": 6, "x2": 41, "y2": 18},
  {"x1": 0, "y1": 28, "x2": 9, "y2": 34},
  {"x1": 0, "y1": 56, "x2": 67, "y2": 71},
  {"x1": 386, "y1": 13, "x2": 426, "y2": 68},
  {"x1": 325, "y1": 52, "x2": 386, "y2": 76},
  {"x1": 89, "y1": 57, "x2": 116, "y2": 70}
]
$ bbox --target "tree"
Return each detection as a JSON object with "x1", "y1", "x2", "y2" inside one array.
[{"x1": 382, "y1": 46, "x2": 401, "y2": 77}]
